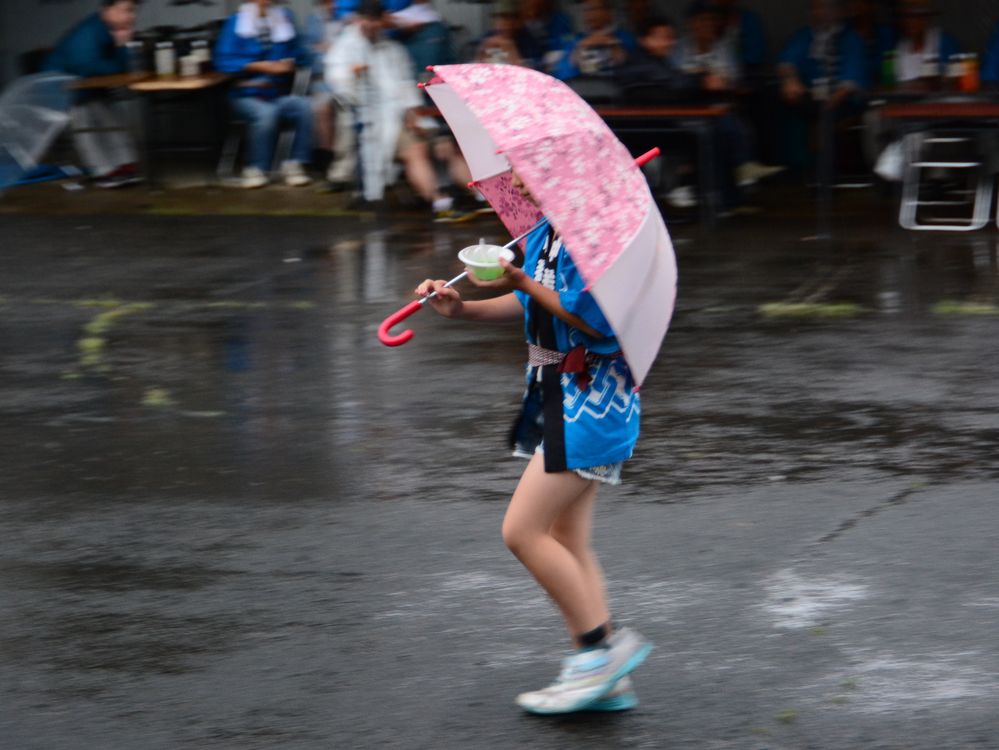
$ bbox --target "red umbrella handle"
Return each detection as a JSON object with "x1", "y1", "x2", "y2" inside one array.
[
  {"x1": 377, "y1": 299, "x2": 424, "y2": 347},
  {"x1": 635, "y1": 147, "x2": 660, "y2": 167}
]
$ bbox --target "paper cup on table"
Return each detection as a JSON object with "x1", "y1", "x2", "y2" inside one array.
[{"x1": 458, "y1": 241, "x2": 515, "y2": 281}]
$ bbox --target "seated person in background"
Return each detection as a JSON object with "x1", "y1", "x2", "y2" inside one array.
[
  {"x1": 617, "y1": 15, "x2": 695, "y2": 93},
  {"x1": 777, "y1": 0, "x2": 867, "y2": 175},
  {"x1": 869, "y1": 0, "x2": 964, "y2": 180},
  {"x1": 215, "y1": 0, "x2": 314, "y2": 189},
  {"x1": 475, "y1": 1, "x2": 529, "y2": 67},
  {"x1": 675, "y1": 1, "x2": 739, "y2": 93},
  {"x1": 43, "y1": 0, "x2": 141, "y2": 188},
  {"x1": 890, "y1": 0, "x2": 959, "y2": 85},
  {"x1": 617, "y1": 16, "x2": 763, "y2": 212},
  {"x1": 675, "y1": 3, "x2": 781, "y2": 187},
  {"x1": 518, "y1": 0, "x2": 574, "y2": 71},
  {"x1": 326, "y1": 0, "x2": 472, "y2": 220},
  {"x1": 552, "y1": 0, "x2": 636, "y2": 80},
  {"x1": 713, "y1": 0, "x2": 767, "y2": 72},
  {"x1": 389, "y1": 0, "x2": 455, "y2": 74},
  {"x1": 777, "y1": 0, "x2": 867, "y2": 110},
  {"x1": 984, "y1": 21, "x2": 999, "y2": 85}
]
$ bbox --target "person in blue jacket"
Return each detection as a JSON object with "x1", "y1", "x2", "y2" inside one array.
[
  {"x1": 518, "y1": 0, "x2": 574, "y2": 71},
  {"x1": 778, "y1": 0, "x2": 868, "y2": 109},
  {"x1": 214, "y1": 0, "x2": 314, "y2": 188},
  {"x1": 414, "y1": 169, "x2": 652, "y2": 715},
  {"x1": 984, "y1": 21, "x2": 999, "y2": 85},
  {"x1": 43, "y1": 0, "x2": 140, "y2": 187},
  {"x1": 552, "y1": 0, "x2": 636, "y2": 80},
  {"x1": 776, "y1": 0, "x2": 868, "y2": 173}
]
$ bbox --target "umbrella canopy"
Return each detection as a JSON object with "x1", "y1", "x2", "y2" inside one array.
[
  {"x1": 0, "y1": 73, "x2": 74, "y2": 192},
  {"x1": 423, "y1": 63, "x2": 677, "y2": 387}
]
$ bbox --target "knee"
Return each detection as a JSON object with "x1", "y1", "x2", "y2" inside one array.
[
  {"x1": 501, "y1": 518, "x2": 536, "y2": 558},
  {"x1": 284, "y1": 96, "x2": 312, "y2": 120},
  {"x1": 399, "y1": 140, "x2": 429, "y2": 164},
  {"x1": 247, "y1": 107, "x2": 278, "y2": 133}
]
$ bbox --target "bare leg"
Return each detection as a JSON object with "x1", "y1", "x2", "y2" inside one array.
[
  {"x1": 312, "y1": 93, "x2": 333, "y2": 152},
  {"x1": 550, "y1": 480, "x2": 611, "y2": 642},
  {"x1": 502, "y1": 453, "x2": 610, "y2": 639},
  {"x1": 432, "y1": 138, "x2": 471, "y2": 189},
  {"x1": 397, "y1": 137, "x2": 441, "y2": 204}
]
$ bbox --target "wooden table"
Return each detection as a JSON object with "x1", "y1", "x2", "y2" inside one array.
[
  {"x1": 70, "y1": 72, "x2": 151, "y2": 90},
  {"x1": 128, "y1": 72, "x2": 230, "y2": 93},
  {"x1": 71, "y1": 72, "x2": 230, "y2": 93},
  {"x1": 71, "y1": 72, "x2": 232, "y2": 187}
]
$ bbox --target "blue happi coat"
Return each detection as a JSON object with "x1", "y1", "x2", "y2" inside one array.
[{"x1": 512, "y1": 222, "x2": 640, "y2": 472}]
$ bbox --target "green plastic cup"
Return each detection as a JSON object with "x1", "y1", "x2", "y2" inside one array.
[{"x1": 458, "y1": 241, "x2": 515, "y2": 281}]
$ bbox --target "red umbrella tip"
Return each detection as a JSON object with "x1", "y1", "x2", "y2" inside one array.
[
  {"x1": 416, "y1": 82, "x2": 426, "y2": 89},
  {"x1": 426, "y1": 65, "x2": 435, "y2": 71},
  {"x1": 467, "y1": 181, "x2": 475, "y2": 189}
]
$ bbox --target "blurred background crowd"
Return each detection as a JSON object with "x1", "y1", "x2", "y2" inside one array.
[{"x1": 3, "y1": 0, "x2": 999, "y2": 223}]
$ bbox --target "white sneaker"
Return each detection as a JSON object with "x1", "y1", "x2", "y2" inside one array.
[
  {"x1": 241, "y1": 166, "x2": 268, "y2": 189},
  {"x1": 737, "y1": 161, "x2": 785, "y2": 187},
  {"x1": 281, "y1": 160, "x2": 311, "y2": 187},
  {"x1": 666, "y1": 185, "x2": 697, "y2": 208},
  {"x1": 515, "y1": 628, "x2": 652, "y2": 715}
]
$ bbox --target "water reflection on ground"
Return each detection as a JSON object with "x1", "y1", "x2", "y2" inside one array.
[{"x1": 1, "y1": 211, "x2": 997, "y2": 749}]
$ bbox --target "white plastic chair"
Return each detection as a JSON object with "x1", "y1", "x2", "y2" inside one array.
[
  {"x1": 0, "y1": 72, "x2": 75, "y2": 192},
  {"x1": 899, "y1": 130, "x2": 994, "y2": 232}
]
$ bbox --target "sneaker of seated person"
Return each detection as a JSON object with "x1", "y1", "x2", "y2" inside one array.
[
  {"x1": 737, "y1": 161, "x2": 785, "y2": 188},
  {"x1": 93, "y1": 163, "x2": 142, "y2": 189},
  {"x1": 665, "y1": 184, "x2": 697, "y2": 208},
  {"x1": 432, "y1": 197, "x2": 474, "y2": 224},
  {"x1": 281, "y1": 160, "x2": 311, "y2": 187},
  {"x1": 241, "y1": 166, "x2": 269, "y2": 189}
]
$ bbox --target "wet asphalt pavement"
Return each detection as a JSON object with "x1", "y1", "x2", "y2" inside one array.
[{"x1": 1, "y1": 207, "x2": 998, "y2": 749}]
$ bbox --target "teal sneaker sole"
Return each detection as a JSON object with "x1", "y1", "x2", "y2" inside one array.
[
  {"x1": 587, "y1": 692, "x2": 639, "y2": 712},
  {"x1": 522, "y1": 641, "x2": 653, "y2": 715}
]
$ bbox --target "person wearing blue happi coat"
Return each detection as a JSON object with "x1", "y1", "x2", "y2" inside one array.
[{"x1": 214, "y1": 0, "x2": 314, "y2": 187}]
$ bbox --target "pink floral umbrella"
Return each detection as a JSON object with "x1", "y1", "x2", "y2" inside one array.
[{"x1": 383, "y1": 63, "x2": 677, "y2": 387}]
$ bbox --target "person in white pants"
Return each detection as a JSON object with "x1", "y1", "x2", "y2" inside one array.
[{"x1": 325, "y1": 0, "x2": 469, "y2": 218}]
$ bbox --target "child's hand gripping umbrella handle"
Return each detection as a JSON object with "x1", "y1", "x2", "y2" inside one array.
[
  {"x1": 377, "y1": 147, "x2": 661, "y2": 347},
  {"x1": 377, "y1": 270, "x2": 468, "y2": 347}
]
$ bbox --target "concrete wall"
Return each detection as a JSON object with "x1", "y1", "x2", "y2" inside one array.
[{"x1": 2, "y1": 0, "x2": 998, "y2": 88}]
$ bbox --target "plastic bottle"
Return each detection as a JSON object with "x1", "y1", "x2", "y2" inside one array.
[
  {"x1": 154, "y1": 41, "x2": 176, "y2": 77},
  {"x1": 881, "y1": 50, "x2": 896, "y2": 88},
  {"x1": 947, "y1": 53, "x2": 963, "y2": 88},
  {"x1": 961, "y1": 53, "x2": 980, "y2": 92}
]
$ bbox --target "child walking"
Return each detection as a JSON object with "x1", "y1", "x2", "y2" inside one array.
[{"x1": 415, "y1": 171, "x2": 651, "y2": 715}]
